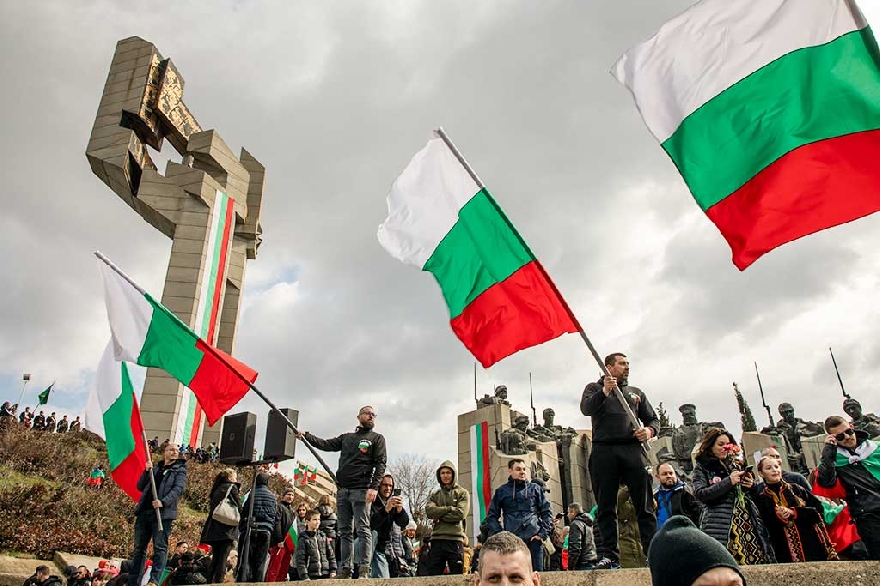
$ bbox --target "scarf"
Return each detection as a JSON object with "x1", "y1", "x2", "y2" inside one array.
[{"x1": 835, "y1": 439, "x2": 880, "y2": 483}]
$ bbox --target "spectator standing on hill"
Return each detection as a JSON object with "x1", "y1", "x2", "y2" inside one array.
[
  {"x1": 56, "y1": 415, "x2": 69, "y2": 433},
  {"x1": 33, "y1": 410, "x2": 46, "y2": 430},
  {"x1": 199, "y1": 469, "x2": 240, "y2": 585},
  {"x1": 128, "y1": 443, "x2": 187, "y2": 586},
  {"x1": 298, "y1": 405, "x2": 387, "y2": 578},
  {"x1": 69, "y1": 416, "x2": 81, "y2": 432},
  {"x1": 19, "y1": 406, "x2": 32, "y2": 427},
  {"x1": 46, "y1": 412, "x2": 57, "y2": 433},
  {"x1": 0, "y1": 401, "x2": 14, "y2": 418}
]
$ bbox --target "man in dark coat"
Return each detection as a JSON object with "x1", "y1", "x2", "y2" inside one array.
[
  {"x1": 485, "y1": 458, "x2": 553, "y2": 571},
  {"x1": 127, "y1": 443, "x2": 188, "y2": 586},
  {"x1": 370, "y1": 474, "x2": 410, "y2": 578},
  {"x1": 818, "y1": 415, "x2": 880, "y2": 559},
  {"x1": 580, "y1": 352, "x2": 659, "y2": 569},
  {"x1": 566, "y1": 503, "x2": 597, "y2": 570},
  {"x1": 238, "y1": 472, "x2": 277, "y2": 582},
  {"x1": 298, "y1": 405, "x2": 387, "y2": 578},
  {"x1": 265, "y1": 488, "x2": 296, "y2": 582}
]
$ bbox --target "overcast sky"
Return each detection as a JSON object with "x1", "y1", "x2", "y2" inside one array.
[{"x1": 3, "y1": 0, "x2": 880, "y2": 477}]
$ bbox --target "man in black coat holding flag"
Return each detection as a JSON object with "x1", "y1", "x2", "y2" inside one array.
[{"x1": 581, "y1": 352, "x2": 659, "y2": 569}]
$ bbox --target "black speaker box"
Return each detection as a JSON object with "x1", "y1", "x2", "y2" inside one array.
[
  {"x1": 264, "y1": 408, "x2": 298, "y2": 462},
  {"x1": 218, "y1": 411, "x2": 256, "y2": 464}
]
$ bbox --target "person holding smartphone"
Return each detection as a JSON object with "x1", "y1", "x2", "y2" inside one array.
[
  {"x1": 370, "y1": 475, "x2": 410, "y2": 578},
  {"x1": 817, "y1": 415, "x2": 880, "y2": 559}
]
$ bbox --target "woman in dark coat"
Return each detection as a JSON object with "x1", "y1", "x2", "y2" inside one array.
[
  {"x1": 692, "y1": 428, "x2": 775, "y2": 565},
  {"x1": 199, "y1": 468, "x2": 241, "y2": 584},
  {"x1": 755, "y1": 456, "x2": 838, "y2": 562}
]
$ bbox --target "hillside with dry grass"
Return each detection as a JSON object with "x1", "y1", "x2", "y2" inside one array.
[{"x1": 0, "y1": 420, "x2": 295, "y2": 559}]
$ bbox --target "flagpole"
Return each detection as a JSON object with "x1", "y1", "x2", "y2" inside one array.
[
  {"x1": 432, "y1": 129, "x2": 649, "y2": 456},
  {"x1": 142, "y1": 430, "x2": 164, "y2": 531},
  {"x1": 94, "y1": 251, "x2": 338, "y2": 484}
]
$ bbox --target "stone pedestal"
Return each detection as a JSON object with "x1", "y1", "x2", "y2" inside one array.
[
  {"x1": 801, "y1": 434, "x2": 827, "y2": 471},
  {"x1": 741, "y1": 431, "x2": 791, "y2": 470}
]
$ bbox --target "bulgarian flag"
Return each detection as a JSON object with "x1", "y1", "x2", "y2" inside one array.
[
  {"x1": 285, "y1": 519, "x2": 299, "y2": 550},
  {"x1": 613, "y1": 0, "x2": 880, "y2": 270},
  {"x1": 97, "y1": 253, "x2": 258, "y2": 425},
  {"x1": 378, "y1": 134, "x2": 579, "y2": 368},
  {"x1": 469, "y1": 422, "x2": 492, "y2": 542},
  {"x1": 83, "y1": 342, "x2": 148, "y2": 501},
  {"x1": 294, "y1": 463, "x2": 316, "y2": 485}
]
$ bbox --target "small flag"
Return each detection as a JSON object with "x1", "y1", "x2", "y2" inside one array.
[
  {"x1": 38, "y1": 383, "x2": 54, "y2": 405},
  {"x1": 293, "y1": 464, "x2": 317, "y2": 486}
]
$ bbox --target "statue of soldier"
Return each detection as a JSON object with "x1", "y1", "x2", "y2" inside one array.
[
  {"x1": 843, "y1": 397, "x2": 880, "y2": 438},
  {"x1": 477, "y1": 384, "x2": 512, "y2": 409},
  {"x1": 499, "y1": 416, "x2": 531, "y2": 455},
  {"x1": 668, "y1": 404, "x2": 724, "y2": 476},
  {"x1": 763, "y1": 402, "x2": 823, "y2": 473}
]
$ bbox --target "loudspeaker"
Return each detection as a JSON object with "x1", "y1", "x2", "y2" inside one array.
[
  {"x1": 219, "y1": 411, "x2": 256, "y2": 464},
  {"x1": 264, "y1": 408, "x2": 298, "y2": 462}
]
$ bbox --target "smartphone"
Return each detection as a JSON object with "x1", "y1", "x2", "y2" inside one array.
[
  {"x1": 744, "y1": 465, "x2": 754, "y2": 477},
  {"x1": 393, "y1": 488, "x2": 402, "y2": 496}
]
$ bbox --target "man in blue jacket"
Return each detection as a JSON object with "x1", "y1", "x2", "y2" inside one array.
[
  {"x1": 485, "y1": 458, "x2": 553, "y2": 570},
  {"x1": 128, "y1": 443, "x2": 187, "y2": 586}
]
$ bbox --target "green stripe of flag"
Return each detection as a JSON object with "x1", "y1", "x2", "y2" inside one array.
[
  {"x1": 662, "y1": 27, "x2": 880, "y2": 211},
  {"x1": 423, "y1": 189, "x2": 534, "y2": 318},
  {"x1": 137, "y1": 293, "x2": 203, "y2": 385},
  {"x1": 103, "y1": 362, "x2": 137, "y2": 469},
  {"x1": 198, "y1": 192, "x2": 229, "y2": 336}
]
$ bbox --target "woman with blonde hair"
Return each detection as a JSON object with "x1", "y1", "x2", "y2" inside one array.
[
  {"x1": 199, "y1": 468, "x2": 241, "y2": 583},
  {"x1": 754, "y1": 455, "x2": 837, "y2": 562}
]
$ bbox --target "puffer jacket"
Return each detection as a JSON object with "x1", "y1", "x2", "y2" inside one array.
[
  {"x1": 485, "y1": 477, "x2": 553, "y2": 541},
  {"x1": 200, "y1": 480, "x2": 241, "y2": 543},
  {"x1": 318, "y1": 503, "x2": 338, "y2": 539},
  {"x1": 240, "y1": 484, "x2": 277, "y2": 533},
  {"x1": 425, "y1": 460, "x2": 470, "y2": 542},
  {"x1": 295, "y1": 530, "x2": 337, "y2": 579},
  {"x1": 135, "y1": 459, "x2": 187, "y2": 520},
  {"x1": 692, "y1": 455, "x2": 775, "y2": 561},
  {"x1": 817, "y1": 431, "x2": 880, "y2": 518}
]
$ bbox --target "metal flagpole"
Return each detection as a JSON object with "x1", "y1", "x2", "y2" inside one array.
[
  {"x1": 142, "y1": 431, "x2": 164, "y2": 531},
  {"x1": 829, "y1": 347, "x2": 850, "y2": 399},
  {"x1": 432, "y1": 128, "x2": 649, "y2": 455},
  {"x1": 94, "y1": 251, "x2": 338, "y2": 484}
]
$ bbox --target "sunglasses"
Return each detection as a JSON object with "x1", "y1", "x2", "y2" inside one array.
[
  {"x1": 360, "y1": 411, "x2": 377, "y2": 418},
  {"x1": 834, "y1": 428, "x2": 855, "y2": 441}
]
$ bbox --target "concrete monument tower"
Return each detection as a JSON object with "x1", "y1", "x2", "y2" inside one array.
[{"x1": 86, "y1": 37, "x2": 265, "y2": 449}]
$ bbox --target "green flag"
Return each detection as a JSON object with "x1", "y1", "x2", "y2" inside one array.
[{"x1": 38, "y1": 383, "x2": 54, "y2": 405}]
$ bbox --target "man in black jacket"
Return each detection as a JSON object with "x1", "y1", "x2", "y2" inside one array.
[
  {"x1": 370, "y1": 474, "x2": 410, "y2": 578},
  {"x1": 238, "y1": 472, "x2": 277, "y2": 582},
  {"x1": 818, "y1": 415, "x2": 880, "y2": 559},
  {"x1": 299, "y1": 406, "x2": 387, "y2": 578},
  {"x1": 580, "y1": 352, "x2": 658, "y2": 569},
  {"x1": 128, "y1": 443, "x2": 187, "y2": 586},
  {"x1": 566, "y1": 503, "x2": 597, "y2": 570},
  {"x1": 266, "y1": 489, "x2": 296, "y2": 581}
]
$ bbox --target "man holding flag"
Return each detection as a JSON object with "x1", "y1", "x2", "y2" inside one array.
[
  {"x1": 265, "y1": 488, "x2": 297, "y2": 582},
  {"x1": 128, "y1": 443, "x2": 187, "y2": 586}
]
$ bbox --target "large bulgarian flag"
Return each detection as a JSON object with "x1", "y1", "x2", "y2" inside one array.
[
  {"x1": 613, "y1": 0, "x2": 880, "y2": 270},
  {"x1": 83, "y1": 342, "x2": 148, "y2": 500},
  {"x1": 378, "y1": 135, "x2": 579, "y2": 367},
  {"x1": 97, "y1": 254, "x2": 258, "y2": 425}
]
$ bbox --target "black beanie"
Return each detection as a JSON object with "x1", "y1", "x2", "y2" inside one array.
[{"x1": 648, "y1": 516, "x2": 745, "y2": 586}]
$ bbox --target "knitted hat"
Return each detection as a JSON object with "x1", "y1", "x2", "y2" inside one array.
[{"x1": 648, "y1": 516, "x2": 745, "y2": 586}]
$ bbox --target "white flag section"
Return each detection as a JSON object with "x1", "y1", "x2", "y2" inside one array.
[{"x1": 83, "y1": 342, "x2": 118, "y2": 438}]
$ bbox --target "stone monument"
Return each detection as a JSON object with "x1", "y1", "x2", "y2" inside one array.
[
  {"x1": 86, "y1": 37, "x2": 265, "y2": 449},
  {"x1": 458, "y1": 390, "x2": 594, "y2": 544},
  {"x1": 843, "y1": 397, "x2": 880, "y2": 438},
  {"x1": 761, "y1": 402, "x2": 824, "y2": 474},
  {"x1": 655, "y1": 403, "x2": 724, "y2": 477}
]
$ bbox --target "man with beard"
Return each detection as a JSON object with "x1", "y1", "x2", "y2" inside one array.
[
  {"x1": 370, "y1": 475, "x2": 410, "y2": 578},
  {"x1": 299, "y1": 406, "x2": 387, "y2": 578},
  {"x1": 128, "y1": 443, "x2": 187, "y2": 586},
  {"x1": 653, "y1": 463, "x2": 700, "y2": 528},
  {"x1": 580, "y1": 352, "x2": 659, "y2": 570}
]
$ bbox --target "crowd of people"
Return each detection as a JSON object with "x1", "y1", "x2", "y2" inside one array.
[
  {"x1": 9, "y1": 352, "x2": 880, "y2": 586},
  {"x1": 2, "y1": 402, "x2": 81, "y2": 433}
]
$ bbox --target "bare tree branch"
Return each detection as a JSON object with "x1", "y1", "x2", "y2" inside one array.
[{"x1": 387, "y1": 453, "x2": 440, "y2": 525}]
